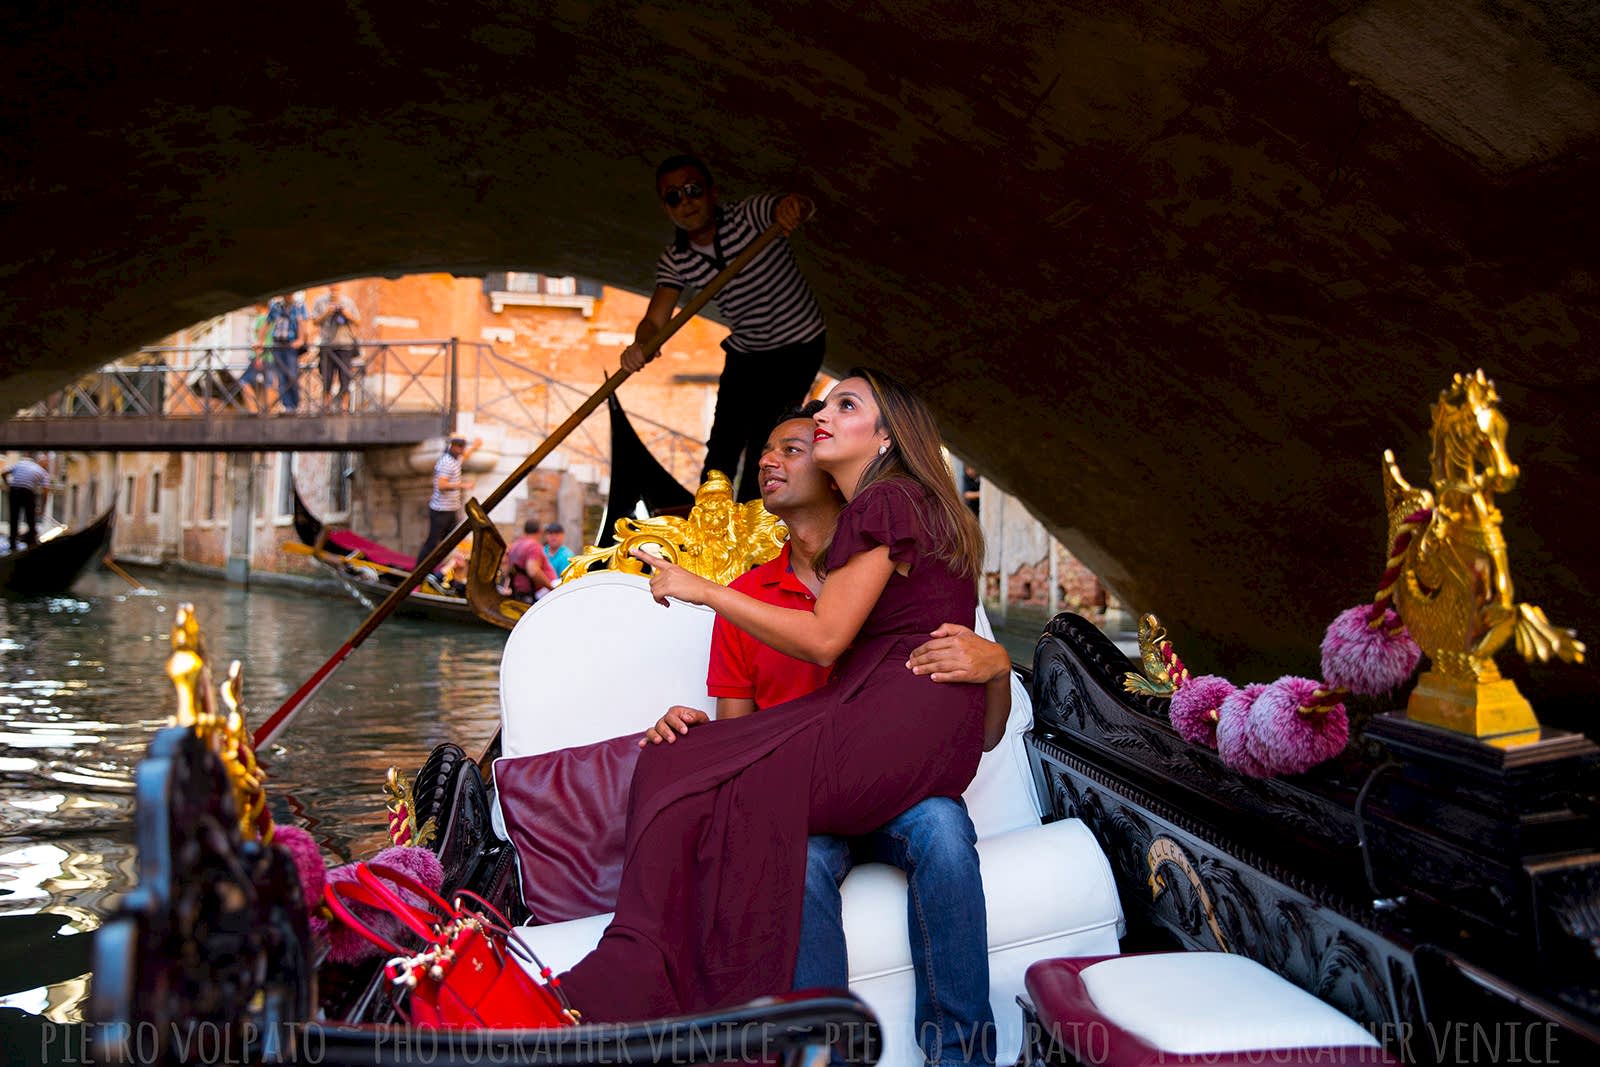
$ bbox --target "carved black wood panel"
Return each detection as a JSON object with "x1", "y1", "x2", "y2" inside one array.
[{"x1": 1033, "y1": 737, "x2": 1423, "y2": 1034}]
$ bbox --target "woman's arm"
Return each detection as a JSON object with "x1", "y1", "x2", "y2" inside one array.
[{"x1": 636, "y1": 545, "x2": 895, "y2": 666}]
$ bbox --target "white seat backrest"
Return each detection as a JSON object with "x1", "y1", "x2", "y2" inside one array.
[
  {"x1": 961, "y1": 605, "x2": 1043, "y2": 838},
  {"x1": 499, "y1": 573, "x2": 716, "y2": 759}
]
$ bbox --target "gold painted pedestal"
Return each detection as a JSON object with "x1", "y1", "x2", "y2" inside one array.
[{"x1": 1405, "y1": 666, "x2": 1542, "y2": 746}]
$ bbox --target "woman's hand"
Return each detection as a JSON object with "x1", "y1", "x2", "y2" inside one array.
[
  {"x1": 640, "y1": 705, "x2": 711, "y2": 747},
  {"x1": 907, "y1": 623, "x2": 1012, "y2": 683},
  {"x1": 630, "y1": 548, "x2": 716, "y2": 607}
]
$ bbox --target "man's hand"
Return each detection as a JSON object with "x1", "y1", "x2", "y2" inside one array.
[
  {"x1": 620, "y1": 343, "x2": 655, "y2": 374},
  {"x1": 907, "y1": 623, "x2": 1012, "y2": 684},
  {"x1": 775, "y1": 194, "x2": 814, "y2": 235},
  {"x1": 631, "y1": 548, "x2": 715, "y2": 607},
  {"x1": 640, "y1": 705, "x2": 710, "y2": 747}
]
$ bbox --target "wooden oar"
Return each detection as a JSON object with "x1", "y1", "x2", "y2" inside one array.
[
  {"x1": 254, "y1": 221, "x2": 788, "y2": 749},
  {"x1": 101, "y1": 555, "x2": 148, "y2": 591}
]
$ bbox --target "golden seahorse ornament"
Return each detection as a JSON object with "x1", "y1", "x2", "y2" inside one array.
[
  {"x1": 1123, "y1": 613, "x2": 1190, "y2": 698},
  {"x1": 1381, "y1": 369, "x2": 1583, "y2": 738},
  {"x1": 561, "y1": 470, "x2": 787, "y2": 586}
]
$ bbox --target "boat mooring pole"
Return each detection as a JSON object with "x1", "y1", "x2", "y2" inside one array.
[{"x1": 254, "y1": 222, "x2": 788, "y2": 749}]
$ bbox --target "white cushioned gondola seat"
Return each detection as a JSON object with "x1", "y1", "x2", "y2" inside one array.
[
  {"x1": 1024, "y1": 953, "x2": 1394, "y2": 1067},
  {"x1": 495, "y1": 573, "x2": 1125, "y2": 1067}
]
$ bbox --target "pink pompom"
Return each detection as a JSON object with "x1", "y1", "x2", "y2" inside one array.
[
  {"x1": 1216, "y1": 684, "x2": 1270, "y2": 777},
  {"x1": 324, "y1": 846, "x2": 446, "y2": 963},
  {"x1": 1170, "y1": 675, "x2": 1235, "y2": 749},
  {"x1": 370, "y1": 844, "x2": 445, "y2": 889},
  {"x1": 272, "y1": 824, "x2": 327, "y2": 909},
  {"x1": 1320, "y1": 605, "x2": 1421, "y2": 697},
  {"x1": 1246, "y1": 676, "x2": 1351, "y2": 777}
]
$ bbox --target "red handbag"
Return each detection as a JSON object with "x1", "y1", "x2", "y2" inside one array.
[{"x1": 324, "y1": 862, "x2": 578, "y2": 1030}]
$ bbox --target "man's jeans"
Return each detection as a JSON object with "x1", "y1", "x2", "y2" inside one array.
[{"x1": 793, "y1": 797, "x2": 995, "y2": 1067}]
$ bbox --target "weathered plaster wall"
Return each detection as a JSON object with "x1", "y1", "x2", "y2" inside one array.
[{"x1": 2, "y1": 1, "x2": 1595, "y2": 709}]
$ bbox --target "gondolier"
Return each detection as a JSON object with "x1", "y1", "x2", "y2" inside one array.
[
  {"x1": 417, "y1": 435, "x2": 481, "y2": 569},
  {"x1": 3, "y1": 453, "x2": 51, "y2": 552},
  {"x1": 621, "y1": 154, "x2": 824, "y2": 502}
]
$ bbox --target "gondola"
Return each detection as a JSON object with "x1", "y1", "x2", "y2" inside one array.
[
  {"x1": 290, "y1": 397, "x2": 697, "y2": 631},
  {"x1": 289, "y1": 487, "x2": 491, "y2": 628},
  {"x1": 0, "y1": 505, "x2": 114, "y2": 595},
  {"x1": 91, "y1": 372, "x2": 1599, "y2": 1066}
]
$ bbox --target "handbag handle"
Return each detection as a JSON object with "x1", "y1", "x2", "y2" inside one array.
[
  {"x1": 322, "y1": 862, "x2": 454, "y2": 952},
  {"x1": 324, "y1": 877, "x2": 411, "y2": 954}
]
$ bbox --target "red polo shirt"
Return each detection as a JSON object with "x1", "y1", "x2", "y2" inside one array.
[{"x1": 707, "y1": 543, "x2": 833, "y2": 709}]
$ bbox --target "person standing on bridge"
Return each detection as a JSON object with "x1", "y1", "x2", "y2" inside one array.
[
  {"x1": 4, "y1": 453, "x2": 52, "y2": 552},
  {"x1": 313, "y1": 284, "x2": 361, "y2": 413},
  {"x1": 620, "y1": 154, "x2": 825, "y2": 502},
  {"x1": 259, "y1": 293, "x2": 309, "y2": 413},
  {"x1": 417, "y1": 434, "x2": 482, "y2": 571}
]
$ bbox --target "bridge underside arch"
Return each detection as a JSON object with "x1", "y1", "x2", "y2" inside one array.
[{"x1": 3, "y1": 1, "x2": 1596, "y2": 708}]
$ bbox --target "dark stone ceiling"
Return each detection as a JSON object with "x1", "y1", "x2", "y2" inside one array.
[{"x1": 3, "y1": 1, "x2": 1596, "y2": 711}]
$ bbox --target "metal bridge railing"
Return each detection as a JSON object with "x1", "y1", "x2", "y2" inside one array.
[
  {"x1": 15, "y1": 339, "x2": 707, "y2": 485},
  {"x1": 15, "y1": 340, "x2": 462, "y2": 428}
]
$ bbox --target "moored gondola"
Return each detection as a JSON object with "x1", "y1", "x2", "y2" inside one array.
[
  {"x1": 290, "y1": 483, "x2": 495, "y2": 628},
  {"x1": 0, "y1": 505, "x2": 115, "y2": 595},
  {"x1": 90, "y1": 372, "x2": 1599, "y2": 1066}
]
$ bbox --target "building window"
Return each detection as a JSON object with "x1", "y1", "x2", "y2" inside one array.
[
  {"x1": 484, "y1": 272, "x2": 600, "y2": 316},
  {"x1": 330, "y1": 452, "x2": 352, "y2": 514},
  {"x1": 150, "y1": 471, "x2": 161, "y2": 515},
  {"x1": 87, "y1": 478, "x2": 98, "y2": 519},
  {"x1": 124, "y1": 475, "x2": 136, "y2": 517},
  {"x1": 276, "y1": 454, "x2": 295, "y2": 518},
  {"x1": 69, "y1": 484, "x2": 79, "y2": 522}
]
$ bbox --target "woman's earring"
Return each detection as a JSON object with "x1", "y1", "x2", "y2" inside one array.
[{"x1": 877, "y1": 443, "x2": 888, "y2": 456}]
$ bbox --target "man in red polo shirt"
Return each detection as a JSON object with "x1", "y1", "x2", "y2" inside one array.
[{"x1": 642, "y1": 404, "x2": 1013, "y2": 1067}]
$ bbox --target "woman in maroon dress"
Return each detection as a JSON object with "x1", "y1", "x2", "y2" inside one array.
[{"x1": 559, "y1": 368, "x2": 985, "y2": 1021}]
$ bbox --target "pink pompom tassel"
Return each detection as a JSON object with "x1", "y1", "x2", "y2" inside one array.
[
  {"x1": 1170, "y1": 675, "x2": 1235, "y2": 749},
  {"x1": 1320, "y1": 605, "x2": 1421, "y2": 697},
  {"x1": 272, "y1": 824, "x2": 327, "y2": 909},
  {"x1": 1246, "y1": 676, "x2": 1350, "y2": 776},
  {"x1": 324, "y1": 845, "x2": 446, "y2": 963},
  {"x1": 1216, "y1": 684, "x2": 1270, "y2": 777}
]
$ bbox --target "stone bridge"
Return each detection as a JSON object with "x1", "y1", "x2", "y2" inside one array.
[{"x1": 2, "y1": 1, "x2": 1595, "y2": 710}]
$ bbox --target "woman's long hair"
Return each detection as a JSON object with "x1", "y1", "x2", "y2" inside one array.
[{"x1": 815, "y1": 367, "x2": 984, "y2": 580}]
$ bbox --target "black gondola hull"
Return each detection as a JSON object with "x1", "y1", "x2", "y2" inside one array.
[{"x1": 0, "y1": 507, "x2": 115, "y2": 594}]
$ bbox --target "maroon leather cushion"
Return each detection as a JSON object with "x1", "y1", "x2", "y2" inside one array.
[
  {"x1": 1024, "y1": 956, "x2": 1395, "y2": 1067},
  {"x1": 493, "y1": 734, "x2": 640, "y2": 923}
]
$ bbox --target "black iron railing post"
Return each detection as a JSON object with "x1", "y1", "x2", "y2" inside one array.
[{"x1": 446, "y1": 338, "x2": 459, "y2": 434}]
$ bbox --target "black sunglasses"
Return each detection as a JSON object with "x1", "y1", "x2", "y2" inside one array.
[{"x1": 661, "y1": 183, "x2": 705, "y2": 208}]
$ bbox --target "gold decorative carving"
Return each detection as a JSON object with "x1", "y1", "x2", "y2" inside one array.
[
  {"x1": 562, "y1": 470, "x2": 787, "y2": 586},
  {"x1": 1146, "y1": 836, "x2": 1229, "y2": 953},
  {"x1": 166, "y1": 604, "x2": 274, "y2": 843},
  {"x1": 1382, "y1": 369, "x2": 1584, "y2": 740},
  {"x1": 462, "y1": 498, "x2": 529, "y2": 630},
  {"x1": 1123, "y1": 613, "x2": 1189, "y2": 698},
  {"x1": 384, "y1": 766, "x2": 438, "y2": 849}
]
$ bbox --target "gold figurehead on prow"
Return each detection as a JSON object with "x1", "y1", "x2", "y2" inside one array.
[
  {"x1": 1381, "y1": 369, "x2": 1584, "y2": 742},
  {"x1": 166, "y1": 603, "x2": 274, "y2": 842},
  {"x1": 561, "y1": 470, "x2": 788, "y2": 586}
]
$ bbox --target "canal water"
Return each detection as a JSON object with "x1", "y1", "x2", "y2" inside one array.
[{"x1": 0, "y1": 569, "x2": 507, "y2": 1025}]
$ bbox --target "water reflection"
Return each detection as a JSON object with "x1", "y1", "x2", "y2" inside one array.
[{"x1": 0, "y1": 569, "x2": 506, "y2": 1021}]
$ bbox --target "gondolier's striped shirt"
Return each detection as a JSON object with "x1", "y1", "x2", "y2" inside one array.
[
  {"x1": 655, "y1": 195, "x2": 825, "y2": 354},
  {"x1": 429, "y1": 452, "x2": 463, "y2": 512}
]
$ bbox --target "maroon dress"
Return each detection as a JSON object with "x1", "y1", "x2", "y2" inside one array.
[{"x1": 559, "y1": 479, "x2": 984, "y2": 1021}]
